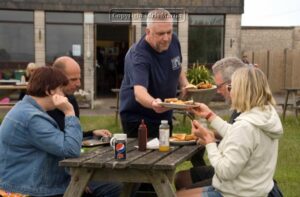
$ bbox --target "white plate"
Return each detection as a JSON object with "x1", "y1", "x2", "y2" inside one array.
[
  {"x1": 159, "y1": 102, "x2": 199, "y2": 109},
  {"x1": 169, "y1": 138, "x2": 196, "y2": 145},
  {"x1": 187, "y1": 85, "x2": 217, "y2": 92}
]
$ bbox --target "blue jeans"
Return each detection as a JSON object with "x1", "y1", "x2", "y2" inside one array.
[
  {"x1": 201, "y1": 186, "x2": 223, "y2": 197},
  {"x1": 88, "y1": 181, "x2": 123, "y2": 197}
]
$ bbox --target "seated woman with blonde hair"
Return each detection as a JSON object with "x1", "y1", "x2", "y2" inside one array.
[
  {"x1": 177, "y1": 67, "x2": 283, "y2": 197},
  {"x1": 0, "y1": 66, "x2": 82, "y2": 197}
]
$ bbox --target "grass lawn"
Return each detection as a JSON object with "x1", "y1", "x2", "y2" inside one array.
[{"x1": 80, "y1": 114, "x2": 300, "y2": 196}]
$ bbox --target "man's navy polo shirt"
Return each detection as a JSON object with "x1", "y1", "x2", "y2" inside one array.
[{"x1": 120, "y1": 34, "x2": 182, "y2": 124}]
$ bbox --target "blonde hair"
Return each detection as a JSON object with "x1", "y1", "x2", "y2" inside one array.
[
  {"x1": 231, "y1": 67, "x2": 276, "y2": 112},
  {"x1": 26, "y1": 62, "x2": 39, "y2": 77}
]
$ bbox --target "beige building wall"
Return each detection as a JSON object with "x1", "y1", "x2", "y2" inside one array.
[
  {"x1": 34, "y1": 10, "x2": 45, "y2": 66},
  {"x1": 178, "y1": 13, "x2": 188, "y2": 72},
  {"x1": 241, "y1": 27, "x2": 294, "y2": 51},
  {"x1": 132, "y1": 12, "x2": 142, "y2": 43},
  {"x1": 224, "y1": 14, "x2": 242, "y2": 58},
  {"x1": 83, "y1": 12, "x2": 95, "y2": 108},
  {"x1": 293, "y1": 26, "x2": 300, "y2": 49}
]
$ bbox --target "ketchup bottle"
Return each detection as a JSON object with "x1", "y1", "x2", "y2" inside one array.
[{"x1": 138, "y1": 119, "x2": 147, "y2": 151}]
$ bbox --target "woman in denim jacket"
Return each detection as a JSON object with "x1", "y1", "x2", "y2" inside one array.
[{"x1": 0, "y1": 66, "x2": 82, "y2": 196}]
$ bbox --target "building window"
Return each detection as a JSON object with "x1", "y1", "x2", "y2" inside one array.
[
  {"x1": 0, "y1": 10, "x2": 34, "y2": 68},
  {"x1": 45, "y1": 12, "x2": 83, "y2": 64},
  {"x1": 188, "y1": 15, "x2": 224, "y2": 66}
]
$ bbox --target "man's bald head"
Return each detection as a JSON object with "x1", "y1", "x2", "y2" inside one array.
[
  {"x1": 53, "y1": 56, "x2": 81, "y2": 95},
  {"x1": 53, "y1": 56, "x2": 80, "y2": 73}
]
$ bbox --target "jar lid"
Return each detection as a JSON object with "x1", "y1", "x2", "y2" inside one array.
[{"x1": 161, "y1": 120, "x2": 168, "y2": 124}]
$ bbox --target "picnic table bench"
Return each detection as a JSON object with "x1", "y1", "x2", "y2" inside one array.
[{"x1": 60, "y1": 138, "x2": 203, "y2": 197}]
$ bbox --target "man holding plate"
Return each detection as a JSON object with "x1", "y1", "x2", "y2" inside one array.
[{"x1": 119, "y1": 8, "x2": 190, "y2": 138}]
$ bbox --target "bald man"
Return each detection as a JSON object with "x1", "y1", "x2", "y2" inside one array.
[
  {"x1": 48, "y1": 56, "x2": 122, "y2": 197},
  {"x1": 48, "y1": 56, "x2": 110, "y2": 137}
]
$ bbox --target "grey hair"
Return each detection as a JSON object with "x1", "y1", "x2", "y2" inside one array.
[
  {"x1": 212, "y1": 57, "x2": 246, "y2": 82},
  {"x1": 146, "y1": 8, "x2": 173, "y2": 27}
]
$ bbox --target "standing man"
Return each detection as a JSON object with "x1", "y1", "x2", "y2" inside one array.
[
  {"x1": 120, "y1": 8, "x2": 190, "y2": 137},
  {"x1": 48, "y1": 56, "x2": 122, "y2": 197}
]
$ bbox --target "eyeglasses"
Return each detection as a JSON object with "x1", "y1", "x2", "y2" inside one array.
[
  {"x1": 216, "y1": 80, "x2": 230, "y2": 89},
  {"x1": 227, "y1": 84, "x2": 232, "y2": 92}
]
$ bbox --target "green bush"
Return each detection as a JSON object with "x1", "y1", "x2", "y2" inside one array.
[{"x1": 186, "y1": 63, "x2": 214, "y2": 85}]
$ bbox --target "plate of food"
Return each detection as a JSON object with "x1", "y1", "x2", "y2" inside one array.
[
  {"x1": 159, "y1": 98, "x2": 199, "y2": 109},
  {"x1": 169, "y1": 133, "x2": 198, "y2": 145},
  {"x1": 82, "y1": 137, "x2": 110, "y2": 147},
  {"x1": 186, "y1": 84, "x2": 217, "y2": 92}
]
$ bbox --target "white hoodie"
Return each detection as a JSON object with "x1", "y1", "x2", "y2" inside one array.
[{"x1": 206, "y1": 105, "x2": 283, "y2": 197}]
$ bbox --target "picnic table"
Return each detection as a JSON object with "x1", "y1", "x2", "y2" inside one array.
[
  {"x1": 0, "y1": 84, "x2": 27, "y2": 109},
  {"x1": 59, "y1": 138, "x2": 203, "y2": 197}
]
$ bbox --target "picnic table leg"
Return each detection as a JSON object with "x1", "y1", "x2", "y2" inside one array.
[
  {"x1": 63, "y1": 168, "x2": 94, "y2": 197},
  {"x1": 149, "y1": 171, "x2": 176, "y2": 197},
  {"x1": 283, "y1": 90, "x2": 290, "y2": 120}
]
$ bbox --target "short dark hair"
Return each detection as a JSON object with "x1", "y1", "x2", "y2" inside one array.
[{"x1": 27, "y1": 66, "x2": 69, "y2": 97}]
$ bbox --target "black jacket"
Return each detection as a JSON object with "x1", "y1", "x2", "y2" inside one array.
[{"x1": 47, "y1": 95, "x2": 93, "y2": 137}]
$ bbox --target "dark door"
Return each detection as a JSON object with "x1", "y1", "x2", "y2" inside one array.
[{"x1": 95, "y1": 24, "x2": 129, "y2": 97}]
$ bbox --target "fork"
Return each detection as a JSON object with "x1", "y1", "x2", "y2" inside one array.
[{"x1": 185, "y1": 111, "x2": 195, "y2": 121}]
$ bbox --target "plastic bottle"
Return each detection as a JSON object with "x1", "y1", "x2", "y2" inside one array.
[
  {"x1": 138, "y1": 119, "x2": 147, "y2": 151},
  {"x1": 159, "y1": 120, "x2": 170, "y2": 152}
]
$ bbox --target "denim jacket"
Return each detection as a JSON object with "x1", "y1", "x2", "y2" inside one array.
[{"x1": 0, "y1": 95, "x2": 82, "y2": 196}]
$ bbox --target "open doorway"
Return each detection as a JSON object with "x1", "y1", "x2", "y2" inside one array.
[{"x1": 95, "y1": 24, "x2": 129, "y2": 97}]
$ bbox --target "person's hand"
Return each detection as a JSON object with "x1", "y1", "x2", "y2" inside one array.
[
  {"x1": 52, "y1": 94, "x2": 74, "y2": 116},
  {"x1": 191, "y1": 103, "x2": 214, "y2": 120},
  {"x1": 92, "y1": 129, "x2": 112, "y2": 137},
  {"x1": 191, "y1": 120, "x2": 215, "y2": 145},
  {"x1": 180, "y1": 84, "x2": 196, "y2": 99},
  {"x1": 151, "y1": 98, "x2": 169, "y2": 113}
]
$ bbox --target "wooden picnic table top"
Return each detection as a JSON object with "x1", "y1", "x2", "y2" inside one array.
[{"x1": 60, "y1": 138, "x2": 203, "y2": 197}]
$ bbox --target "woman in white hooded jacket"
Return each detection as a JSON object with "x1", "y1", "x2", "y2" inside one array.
[{"x1": 177, "y1": 67, "x2": 283, "y2": 197}]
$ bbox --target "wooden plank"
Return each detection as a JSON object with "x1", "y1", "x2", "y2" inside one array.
[
  {"x1": 153, "y1": 145, "x2": 202, "y2": 170},
  {"x1": 269, "y1": 50, "x2": 284, "y2": 92},
  {"x1": 129, "y1": 146, "x2": 181, "y2": 169},
  {"x1": 104, "y1": 148, "x2": 153, "y2": 169},
  {"x1": 91, "y1": 168, "x2": 153, "y2": 183},
  {"x1": 60, "y1": 138, "x2": 136, "y2": 167},
  {"x1": 149, "y1": 172, "x2": 176, "y2": 197},
  {"x1": 59, "y1": 146, "x2": 111, "y2": 167},
  {"x1": 291, "y1": 49, "x2": 300, "y2": 87},
  {"x1": 82, "y1": 138, "x2": 138, "y2": 168},
  {"x1": 63, "y1": 168, "x2": 94, "y2": 197}
]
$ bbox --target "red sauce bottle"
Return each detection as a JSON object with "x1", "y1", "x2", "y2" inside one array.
[{"x1": 138, "y1": 119, "x2": 147, "y2": 151}]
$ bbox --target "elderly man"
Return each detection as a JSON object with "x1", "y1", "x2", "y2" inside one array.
[
  {"x1": 48, "y1": 56, "x2": 122, "y2": 197},
  {"x1": 120, "y1": 8, "x2": 190, "y2": 138}
]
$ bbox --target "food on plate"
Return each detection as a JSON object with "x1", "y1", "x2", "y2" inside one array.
[
  {"x1": 196, "y1": 82, "x2": 213, "y2": 89},
  {"x1": 164, "y1": 98, "x2": 194, "y2": 105},
  {"x1": 171, "y1": 133, "x2": 197, "y2": 141},
  {"x1": 185, "y1": 84, "x2": 197, "y2": 89},
  {"x1": 164, "y1": 98, "x2": 180, "y2": 103}
]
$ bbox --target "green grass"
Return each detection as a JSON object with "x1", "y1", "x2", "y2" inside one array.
[{"x1": 79, "y1": 114, "x2": 300, "y2": 196}]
